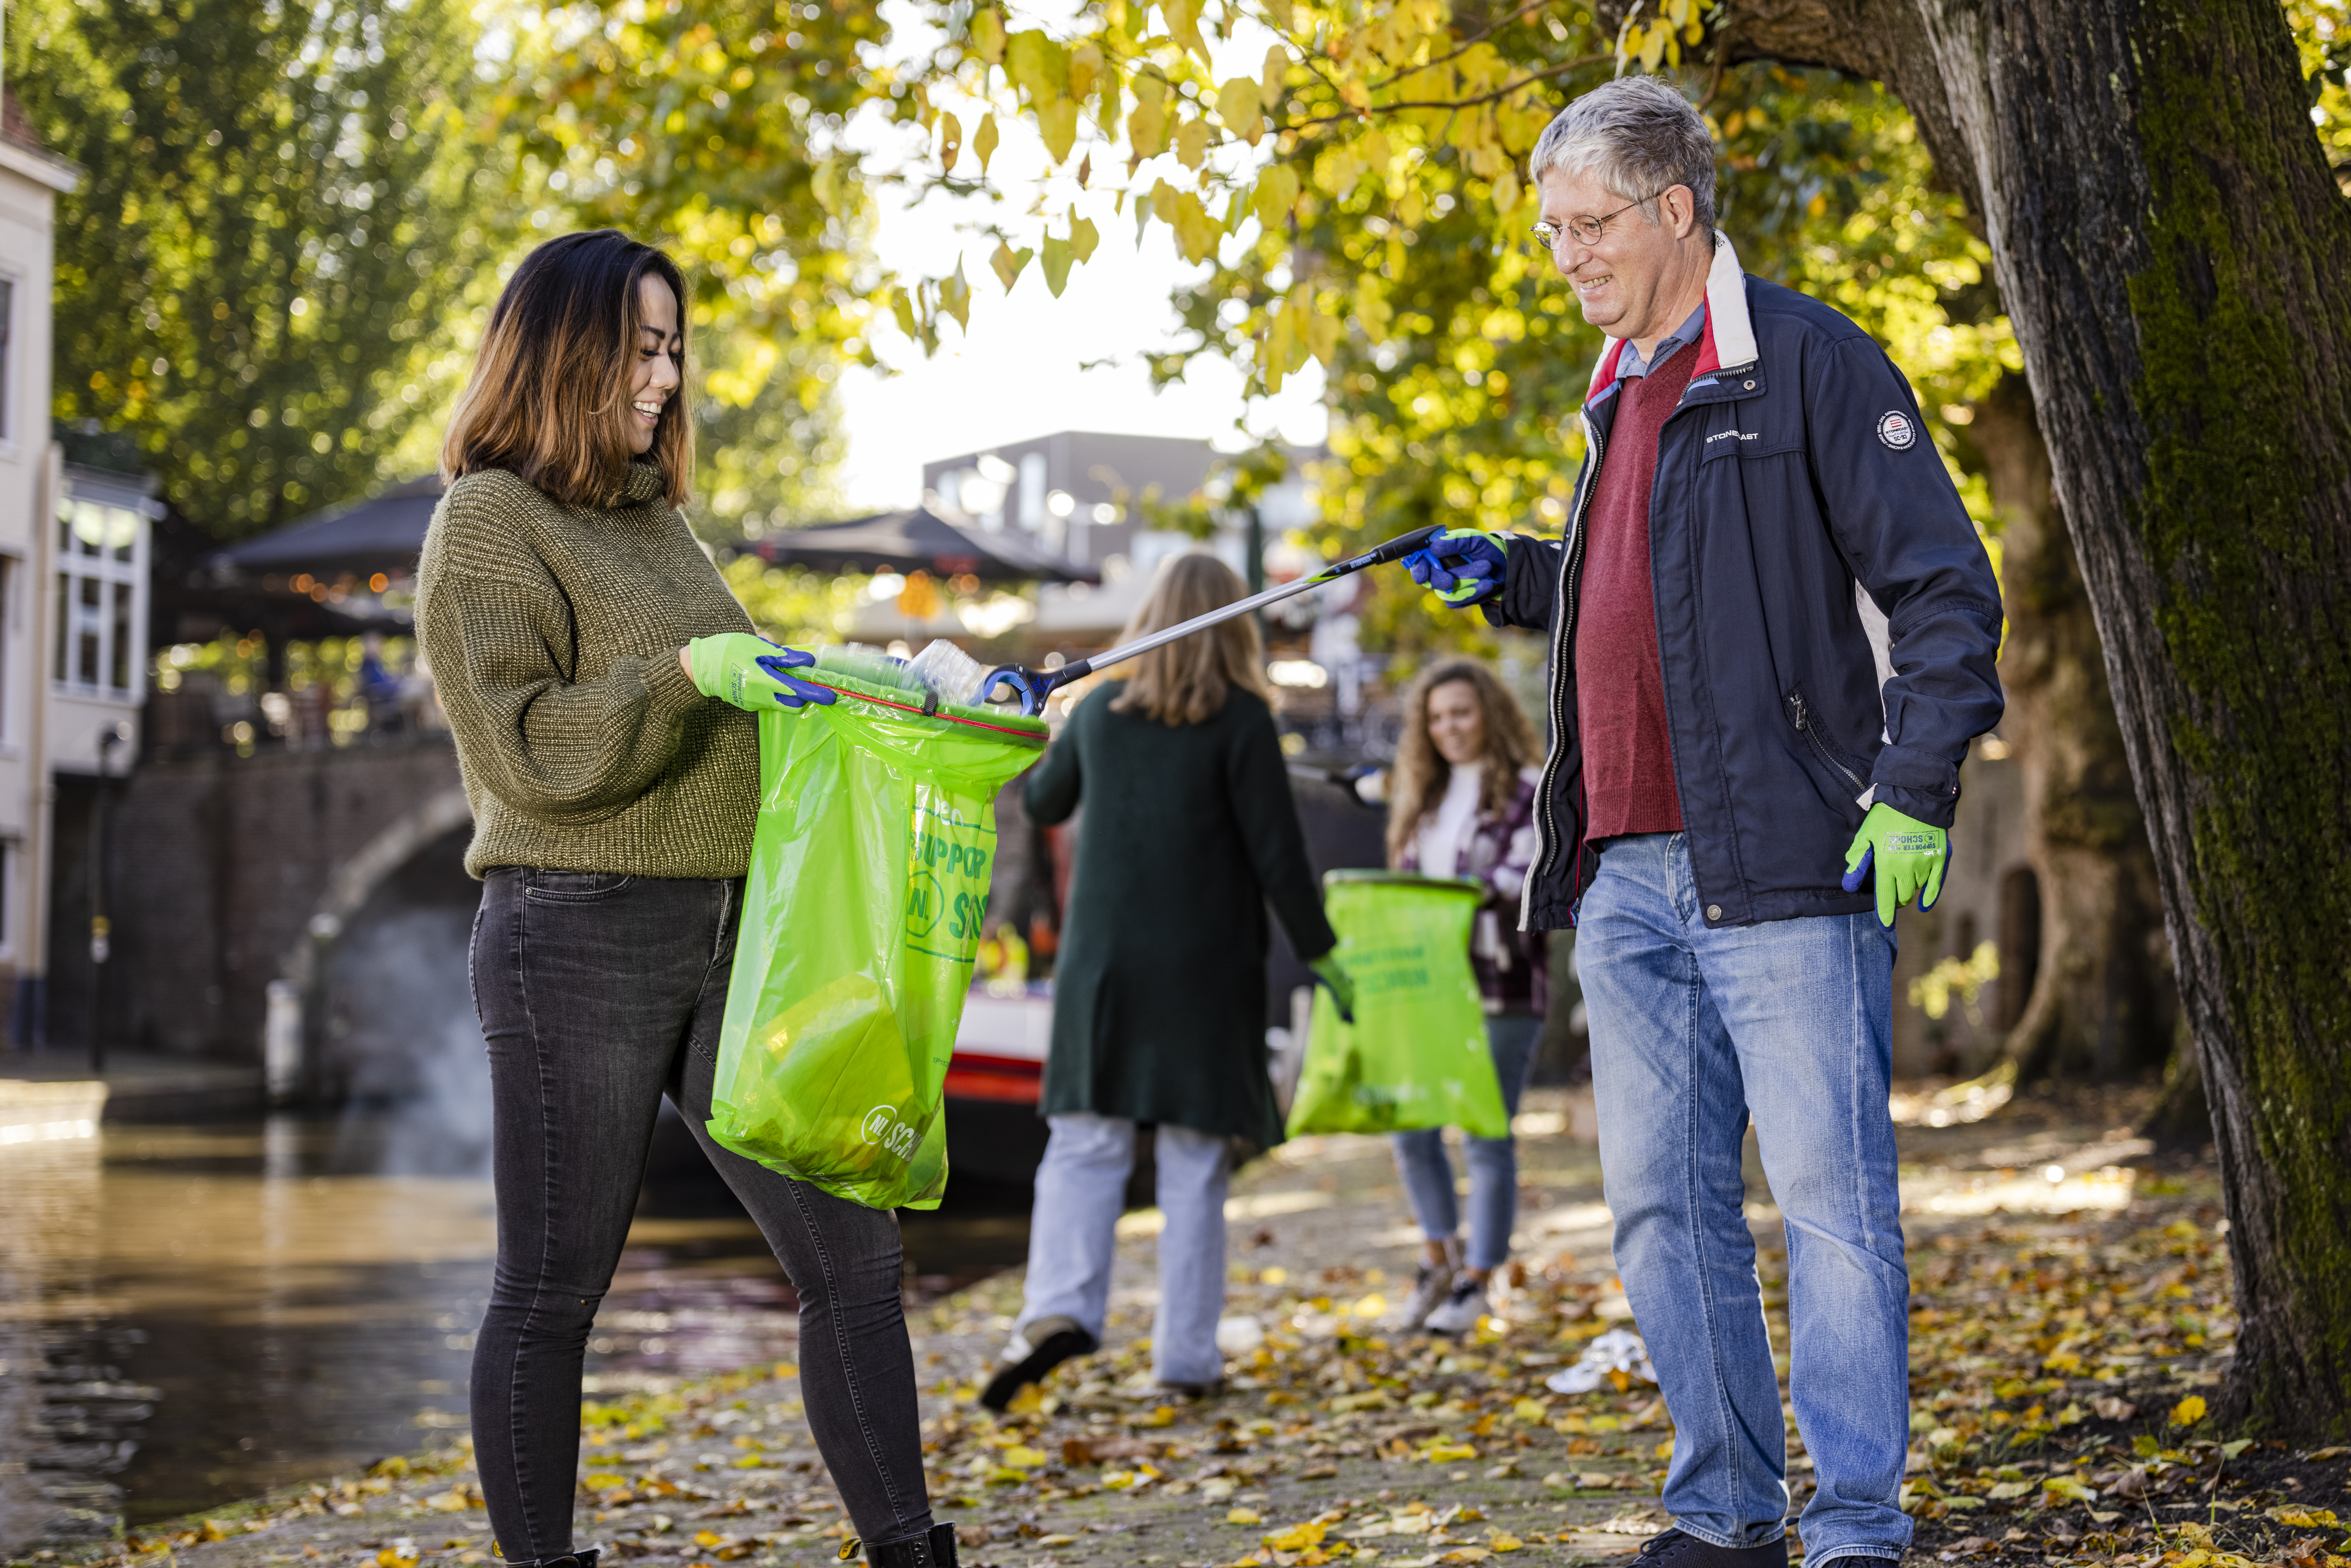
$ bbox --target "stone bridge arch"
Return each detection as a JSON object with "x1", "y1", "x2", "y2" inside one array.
[{"x1": 99, "y1": 739, "x2": 472, "y2": 1074}]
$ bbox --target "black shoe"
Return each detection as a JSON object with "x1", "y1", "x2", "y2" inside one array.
[
  {"x1": 856, "y1": 1523, "x2": 958, "y2": 1568},
  {"x1": 506, "y1": 1553, "x2": 600, "y2": 1568},
  {"x1": 978, "y1": 1316, "x2": 1097, "y2": 1411},
  {"x1": 1634, "y1": 1529, "x2": 1790, "y2": 1568}
]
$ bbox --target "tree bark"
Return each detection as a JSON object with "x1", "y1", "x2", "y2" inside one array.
[
  {"x1": 1966, "y1": 378, "x2": 2176, "y2": 1084},
  {"x1": 1614, "y1": 0, "x2": 2351, "y2": 1437}
]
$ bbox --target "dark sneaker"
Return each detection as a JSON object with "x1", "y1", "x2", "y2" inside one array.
[
  {"x1": 979, "y1": 1315, "x2": 1097, "y2": 1411},
  {"x1": 1422, "y1": 1275, "x2": 1490, "y2": 1336},
  {"x1": 1634, "y1": 1529, "x2": 1791, "y2": 1568},
  {"x1": 1386, "y1": 1261, "x2": 1457, "y2": 1332}
]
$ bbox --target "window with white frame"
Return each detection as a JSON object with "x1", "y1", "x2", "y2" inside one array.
[{"x1": 54, "y1": 492, "x2": 147, "y2": 701}]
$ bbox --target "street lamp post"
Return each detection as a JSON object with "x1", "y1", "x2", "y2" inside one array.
[{"x1": 89, "y1": 719, "x2": 133, "y2": 1075}]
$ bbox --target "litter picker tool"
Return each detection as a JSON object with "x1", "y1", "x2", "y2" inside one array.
[{"x1": 976, "y1": 523, "x2": 1446, "y2": 715}]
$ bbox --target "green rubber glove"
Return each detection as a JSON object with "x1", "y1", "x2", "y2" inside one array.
[
  {"x1": 1308, "y1": 951, "x2": 1357, "y2": 1024},
  {"x1": 685, "y1": 633, "x2": 836, "y2": 712},
  {"x1": 1842, "y1": 802, "x2": 1949, "y2": 927}
]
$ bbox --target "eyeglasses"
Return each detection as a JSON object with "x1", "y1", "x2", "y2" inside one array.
[{"x1": 1528, "y1": 189, "x2": 1669, "y2": 253}]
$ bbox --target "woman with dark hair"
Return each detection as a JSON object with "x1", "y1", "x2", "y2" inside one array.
[
  {"x1": 977, "y1": 553, "x2": 1351, "y2": 1412},
  {"x1": 417, "y1": 230, "x2": 953, "y2": 1568},
  {"x1": 1381, "y1": 658, "x2": 1548, "y2": 1335}
]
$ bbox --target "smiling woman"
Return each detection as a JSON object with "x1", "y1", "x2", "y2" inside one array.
[
  {"x1": 439, "y1": 230, "x2": 695, "y2": 507},
  {"x1": 415, "y1": 230, "x2": 954, "y2": 1568}
]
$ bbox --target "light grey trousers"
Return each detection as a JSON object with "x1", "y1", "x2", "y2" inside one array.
[{"x1": 1015, "y1": 1111, "x2": 1231, "y2": 1386}]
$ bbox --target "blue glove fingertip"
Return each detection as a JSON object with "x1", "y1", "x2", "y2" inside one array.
[{"x1": 1841, "y1": 846, "x2": 1873, "y2": 895}]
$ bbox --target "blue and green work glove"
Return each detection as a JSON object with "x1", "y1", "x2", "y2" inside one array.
[
  {"x1": 1842, "y1": 802, "x2": 1948, "y2": 926},
  {"x1": 686, "y1": 633, "x2": 837, "y2": 711},
  {"x1": 1308, "y1": 951, "x2": 1357, "y2": 1024},
  {"x1": 1402, "y1": 527, "x2": 1509, "y2": 608}
]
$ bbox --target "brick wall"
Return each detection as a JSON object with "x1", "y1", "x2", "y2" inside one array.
[{"x1": 56, "y1": 739, "x2": 465, "y2": 1062}]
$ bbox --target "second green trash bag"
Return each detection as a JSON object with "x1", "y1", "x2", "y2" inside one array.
[
  {"x1": 1285, "y1": 870, "x2": 1511, "y2": 1141},
  {"x1": 704, "y1": 652, "x2": 1047, "y2": 1210}
]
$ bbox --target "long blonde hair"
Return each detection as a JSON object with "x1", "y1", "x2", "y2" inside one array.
[
  {"x1": 1386, "y1": 658, "x2": 1542, "y2": 866},
  {"x1": 1108, "y1": 553, "x2": 1271, "y2": 726},
  {"x1": 440, "y1": 230, "x2": 695, "y2": 508}
]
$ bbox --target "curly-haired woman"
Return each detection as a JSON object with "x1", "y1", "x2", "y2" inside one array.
[{"x1": 1382, "y1": 658, "x2": 1550, "y2": 1334}]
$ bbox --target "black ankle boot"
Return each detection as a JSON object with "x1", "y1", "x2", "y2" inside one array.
[
  {"x1": 507, "y1": 1552, "x2": 600, "y2": 1568},
  {"x1": 857, "y1": 1523, "x2": 957, "y2": 1568}
]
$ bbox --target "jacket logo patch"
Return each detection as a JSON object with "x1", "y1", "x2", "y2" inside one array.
[
  {"x1": 1876, "y1": 411, "x2": 1916, "y2": 450},
  {"x1": 1706, "y1": 429, "x2": 1760, "y2": 444}
]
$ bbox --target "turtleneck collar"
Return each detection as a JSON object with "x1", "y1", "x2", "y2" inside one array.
[{"x1": 619, "y1": 460, "x2": 668, "y2": 506}]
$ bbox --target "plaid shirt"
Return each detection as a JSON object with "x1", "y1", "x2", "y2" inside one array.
[{"x1": 1396, "y1": 765, "x2": 1550, "y2": 1015}]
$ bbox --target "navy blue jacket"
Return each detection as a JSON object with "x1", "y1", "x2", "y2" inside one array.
[{"x1": 1501, "y1": 236, "x2": 2004, "y2": 931}]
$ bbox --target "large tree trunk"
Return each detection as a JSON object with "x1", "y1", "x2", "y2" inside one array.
[
  {"x1": 1633, "y1": 0, "x2": 2351, "y2": 1437},
  {"x1": 1967, "y1": 377, "x2": 2175, "y2": 1084}
]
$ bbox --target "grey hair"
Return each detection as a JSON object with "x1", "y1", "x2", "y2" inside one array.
[{"x1": 1528, "y1": 75, "x2": 1718, "y2": 241}]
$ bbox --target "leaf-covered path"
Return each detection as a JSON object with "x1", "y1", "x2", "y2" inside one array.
[{"x1": 24, "y1": 1088, "x2": 2345, "y2": 1568}]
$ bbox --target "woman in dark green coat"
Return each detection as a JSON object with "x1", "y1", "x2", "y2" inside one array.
[{"x1": 980, "y1": 553, "x2": 1350, "y2": 1410}]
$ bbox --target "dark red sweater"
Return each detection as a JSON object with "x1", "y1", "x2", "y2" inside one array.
[{"x1": 1575, "y1": 347, "x2": 1696, "y2": 841}]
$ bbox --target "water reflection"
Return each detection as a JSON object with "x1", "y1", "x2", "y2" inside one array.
[{"x1": 0, "y1": 1114, "x2": 1029, "y2": 1552}]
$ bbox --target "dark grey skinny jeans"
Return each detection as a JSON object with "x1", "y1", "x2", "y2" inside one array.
[{"x1": 468, "y1": 868, "x2": 933, "y2": 1566}]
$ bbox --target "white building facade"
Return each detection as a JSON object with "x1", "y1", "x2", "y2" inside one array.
[{"x1": 1, "y1": 87, "x2": 82, "y2": 1040}]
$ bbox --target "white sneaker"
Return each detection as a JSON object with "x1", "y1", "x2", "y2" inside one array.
[{"x1": 1422, "y1": 1276, "x2": 1489, "y2": 1336}]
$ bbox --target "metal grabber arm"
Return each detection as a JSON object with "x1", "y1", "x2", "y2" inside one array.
[{"x1": 977, "y1": 524, "x2": 1449, "y2": 716}]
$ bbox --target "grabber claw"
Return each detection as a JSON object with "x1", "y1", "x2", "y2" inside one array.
[{"x1": 978, "y1": 664, "x2": 1067, "y2": 716}]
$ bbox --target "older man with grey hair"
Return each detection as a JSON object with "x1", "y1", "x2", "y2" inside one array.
[{"x1": 1404, "y1": 75, "x2": 2004, "y2": 1568}]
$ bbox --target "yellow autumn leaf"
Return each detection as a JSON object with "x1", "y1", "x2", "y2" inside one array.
[
  {"x1": 1304, "y1": 309, "x2": 1340, "y2": 367},
  {"x1": 1218, "y1": 77, "x2": 1264, "y2": 145},
  {"x1": 1176, "y1": 118, "x2": 1211, "y2": 170},
  {"x1": 940, "y1": 260, "x2": 972, "y2": 329},
  {"x1": 1038, "y1": 100, "x2": 1079, "y2": 163},
  {"x1": 1040, "y1": 235, "x2": 1074, "y2": 297},
  {"x1": 2170, "y1": 1395, "x2": 2208, "y2": 1426},
  {"x1": 1493, "y1": 169, "x2": 1521, "y2": 213},
  {"x1": 1162, "y1": 0, "x2": 1210, "y2": 62},
  {"x1": 1169, "y1": 192, "x2": 1220, "y2": 262},
  {"x1": 1264, "y1": 1522, "x2": 1330, "y2": 1552},
  {"x1": 938, "y1": 110, "x2": 962, "y2": 173},
  {"x1": 1251, "y1": 164, "x2": 1300, "y2": 231},
  {"x1": 1128, "y1": 98, "x2": 1168, "y2": 159},
  {"x1": 967, "y1": 7, "x2": 1004, "y2": 62},
  {"x1": 694, "y1": 1532, "x2": 725, "y2": 1548},
  {"x1": 1228, "y1": 1508, "x2": 1263, "y2": 1526},
  {"x1": 1069, "y1": 41, "x2": 1102, "y2": 101},
  {"x1": 990, "y1": 242, "x2": 1033, "y2": 291},
  {"x1": 1487, "y1": 1532, "x2": 1524, "y2": 1552},
  {"x1": 1001, "y1": 1445, "x2": 1049, "y2": 1468},
  {"x1": 973, "y1": 114, "x2": 1000, "y2": 175},
  {"x1": 1068, "y1": 211, "x2": 1100, "y2": 261}
]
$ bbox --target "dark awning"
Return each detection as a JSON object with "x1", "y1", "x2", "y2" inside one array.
[
  {"x1": 217, "y1": 474, "x2": 444, "y2": 579},
  {"x1": 750, "y1": 507, "x2": 1096, "y2": 584}
]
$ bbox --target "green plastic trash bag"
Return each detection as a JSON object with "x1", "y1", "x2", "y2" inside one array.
[
  {"x1": 1285, "y1": 870, "x2": 1510, "y2": 1141},
  {"x1": 705, "y1": 655, "x2": 1047, "y2": 1210}
]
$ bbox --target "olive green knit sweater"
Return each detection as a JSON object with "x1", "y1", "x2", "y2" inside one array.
[{"x1": 416, "y1": 461, "x2": 759, "y2": 880}]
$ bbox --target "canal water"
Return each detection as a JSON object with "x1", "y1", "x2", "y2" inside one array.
[{"x1": 0, "y1": 1111, "x2": 1031, "y2": 1553}]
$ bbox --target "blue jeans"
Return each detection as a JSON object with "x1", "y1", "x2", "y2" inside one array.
[
  {"x1": 1017, "y1": 1113, "x2": 1231, "y2": 1386},
  {"x1": 1391, "y1": 1013, "x2": 1542, "y2": 1270},
  {"x1": 1576, "y1": 834, "x2": 1909, "y2": 1565}
]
